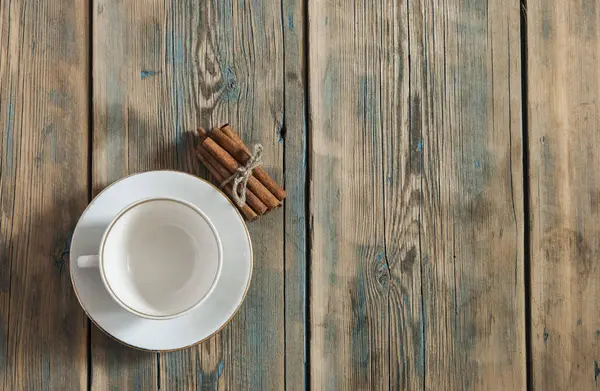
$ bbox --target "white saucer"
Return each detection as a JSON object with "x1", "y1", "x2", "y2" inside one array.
[{"x1": 69, "y1": 171, "x2": 253, "y2": 351}]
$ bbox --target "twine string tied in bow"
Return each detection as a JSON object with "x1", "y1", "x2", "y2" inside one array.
[{"x1": 220, "y1": 144, "x2": 263, "y2": 207}]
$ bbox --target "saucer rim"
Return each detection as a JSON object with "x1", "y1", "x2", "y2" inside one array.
[{"x1": 69, "y1": 170, "x2": 253, "y2": 352}]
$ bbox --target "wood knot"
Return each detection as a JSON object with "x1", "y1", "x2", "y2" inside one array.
[
  {"x1": 54, "y1": 231, "x2": 73, "y2": 272},
  {"x1": 374, "y1": 252, "x2": 390, "y2": 291}
]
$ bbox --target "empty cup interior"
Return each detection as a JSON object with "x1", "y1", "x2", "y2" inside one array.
[{"x1": 102, "y1": 198, "x2": 221, "y2": 318}]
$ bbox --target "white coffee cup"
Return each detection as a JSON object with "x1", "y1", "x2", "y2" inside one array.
[{"x1": 78, "y1": 197, "x2": 222, "y2": 320}]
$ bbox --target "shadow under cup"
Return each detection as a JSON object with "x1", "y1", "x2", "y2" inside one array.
[{"x1": 101, "y1": 198, "x2": 222, "y2": 319}]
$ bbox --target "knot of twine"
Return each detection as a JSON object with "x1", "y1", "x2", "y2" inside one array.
[{"x1": 221, "y1": 144, "x2": 263, "y2": 207}]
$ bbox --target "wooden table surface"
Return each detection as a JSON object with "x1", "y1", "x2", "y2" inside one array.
[{"x1": 1, "y1": 0, "x2": 599, "y2": 389}]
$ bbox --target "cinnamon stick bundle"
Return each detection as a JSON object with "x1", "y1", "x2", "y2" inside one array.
[
  {"x1": 212, "y1": 125, "x2": 287, "y2": 201},
  {"x1": 196, "y1": 125, "x2": 286, "y2": 220},
  {"x1": 196, "y1": 150, "x2": 258, "y2": 221},
  {"x1": 197, "y1": 147, "x2": 268, "y2": 215}
]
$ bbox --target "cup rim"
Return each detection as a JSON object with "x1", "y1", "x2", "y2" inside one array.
[{"x1": 98, "y1": 196, "x2": 223, "y2": 320}]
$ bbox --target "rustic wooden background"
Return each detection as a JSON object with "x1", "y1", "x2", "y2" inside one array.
[{"x1": 0, "y1": 0, "x2": 599, "y2": 389}]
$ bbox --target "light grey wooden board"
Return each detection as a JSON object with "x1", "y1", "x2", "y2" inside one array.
[
  {"x1": 412, "y1": 0, "x2": 525, "y2": 388},
  {"x1": 309, "y1": 0, "x2": 525, "y2": 389},
  {"x1": 308, "y1": 1, "x2": 390, "y2": 388}
]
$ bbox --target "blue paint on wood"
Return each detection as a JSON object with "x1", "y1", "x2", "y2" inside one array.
[
  {"x1": 474, "y1": 160, "x2": 481, "y2": 168},
  {"x1": 220, "y1": 66, "x2": 240, "y2": 102},
  {"x1": 217, "y1": 360, "x2": 224, "y2": 378},
  {"x1": 399, "y1": 293, "x2": 412, "y2": 381},
  {"x1": 173, "y1": 37, "x2": 185, "y2": 65},
  {"x1": 42, "y1": 356, "x2": 51, "y2": 391},
  {"x1": 244, "y1": 266, "x2": 282, "y2": 390},
  {"x1": 322, "y1": 61, "x2": 336, "y2": 114},
  {"x1": 43, "y1": 123, "x2": 55, "y2": 136},
  {"x1": 166, "y1": 30, "x2": 186, "y2": 159},
  {"x1": 140, "y1": 70, "x2": 158, "y2": 79},
  {"x1": 198, "y1": 361, "x2": 222, "y2": 391},
  {"x1": 319, "y1": 155, "x2": 340, "y2": 266},
  {"x1": 579, "y1": 0, "x2": 597, "y2": 39},
  {"x1": 49, "y1": 90, "x2": 72, "y2": 109},
  {"x1": 175, "y1": 132, "x2": 185, "y2": 154},
  {"x1": 278, "y1": 112, "x2": 285, "y2": 143},
  {"x1": 385, "y1": 176, "x2": 393, "y2": 184},
  {"x1": 106, "y1": 67, "x2": 125, "y2": 176},
  {"x1": 408, "y1": 97, "x2": 422, "y2": 174},
  {"x1": 288, "y1": 14, "x2": 294, "y2": 30},
  {"x1": 416, "y1": 141, "x2": 423, "y2": 152},
  {"x1": 51, "y1": 133, "x2": 57, "y2": 163},
  {"x1": 404, "y1": 291, "x2": 427, "y2": 379},
  {"x1": 350, "y1": 266, "x2": 369, "y2": 370},
  {"x1": 358, "y1": 76, "x2": 377, "y2": 124},
  {"x1": 54, "y1": 231, "x2": 73, "y2": 271},
  {"x1": 166, "y1": 31, "x2": 173, "y2": 59},
  {"x1": 417, "y1": 303, "x2": 426, "y2": 376},
  {"x1": 197, "y1": 371, "x2": 203, "y2": 388},
  {"x1": 49, "y1": 90, "x2": 59, "y2": 103},
  {"x1": 328, "y1": 272, "x2": 337, "y2": 284},
  {"x1": 541, "y1": 6, "x2": 552, "y2": 40},
  {"x1": 250, "y1": 0, "x2": 265, "y2": 39}
]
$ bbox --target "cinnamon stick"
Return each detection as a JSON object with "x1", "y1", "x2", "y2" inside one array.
[
  {"x1": 210, "y1": 125, "x2": 287, "y2": 201},
  {"x1": 197, "y1": 127, "x2": 209, "y2": 141},
  {"x1": 219, "y1": 124, "x2": 239, "y2": 142},
  {"x1": 196, "y1": 148, "x2": 258, "y2": 221},
  {"x1": 197, "y1": 146, "x2": 268, "y2": 215},
  {"x1": 202, "y1": 137, "x2": 281, "y2": 210}
]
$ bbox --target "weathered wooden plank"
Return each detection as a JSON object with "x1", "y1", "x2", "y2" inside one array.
[
  {"x1": 93, "y1": 0, "x2": 285, "y2": 388},
  {"x1": 92, "y1": 0, "x2": 171, "y2": 388},
  {"x1": 282, "y1": 0, "x2": 307, "y2": 389},
  {"x1": 383, "y1": 1, "x2": 424, "y2": 389},
  {"x1": 0, "y1": 0, "x2": 89, "y2": 389},
  {"x1": 309, "y1": 0, "x2": 525, "y2": 389},
  {"x1": 308, "y1": 1, "x2": 390, "y2": 389},
  {"x1": 159, "y1": 1, "x2": 286, "y2": 388},
  {"x1": 411, "y1": 0, "x2": 525, "y2": 388},
  {"x1": 527, "y1": 0, "x2": 600, "y2": 389}
]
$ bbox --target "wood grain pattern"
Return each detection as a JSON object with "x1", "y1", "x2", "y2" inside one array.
[
  {"x1": 92, "y1": 0, "x2": 167, "y2": 387},
  {"x1": 93, "y1": 0, "x2": 286, "y2": 388},
  {"x1": 309, "y1": 1, "x2": 390, "y2": 389},
  {"x1": 0, "y1": 0, "x2": 89, "y2": 389},
  {"x1": 171, "y1": 0, "x2": 286, "y2": 387},
  {"x1": 527, "y1": 0, "x2": 600, "y2": 389},
  {"x1": 383, "y1": 1, "x2": 424, "y2": 389},
  {"x1": 410, "y1": 0, "x2": 525, "y2": 388},
  {"x1": 282, "y1": 0, "x2": 307, "y2": 388},
  {"x1": 13, "y1": 0, "x2": 600, "y2": 387},
  {"x1": 309, "y1": 0, "x2": 525, "y2": 389},
  {"x1": 158, "y1": 0, "x2": 286, "y2": 386}
]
